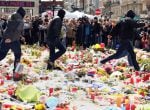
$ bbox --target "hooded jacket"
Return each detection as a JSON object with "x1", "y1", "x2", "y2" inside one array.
[
  {"x1": 46, "y1": 9, "x2": 65, "y2": 42},
  {"x1": 47, "y1": 16, "x2": 62, "y2": 42},
  {"x1": 110, "y1": 10, "x2": 145, "y2": 40},
  {"x1": 3, "y1": 7, "x2": 25, "y2": 42}
]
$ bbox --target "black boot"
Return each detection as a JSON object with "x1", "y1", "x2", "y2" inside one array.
[
  {"x1": 47, "y1": 62, "x2": 54, "y2": 70},
  {"x1": 13, "y1": 62, "x2": 22, "y2": 81}
]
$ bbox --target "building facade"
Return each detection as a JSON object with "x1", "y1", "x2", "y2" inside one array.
[
  {"x1": 64, "y1": 0, "x2": 82, "y2": 11},
  {"x1": 120, "y1": 0, "x2": 143, "y2": 17},
  {"x1": 64, "y1": 0, "x2": 104, "y2": 15},
  {"x1": 0, "y1": 0, "x2": 39, "y2": 16},
  {"x1": 103, "y1": 0, "x2": 150, "y2": 19},
  {"x1": 39, "y1": 0, "x2": 64, "y2": 14}
]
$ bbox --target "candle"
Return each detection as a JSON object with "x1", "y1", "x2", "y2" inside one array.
[
  {"x1": 116, "y1": 96, "x2": 122, "y2": 107},
  {"x1": 3, "y1": 103, "x2": 12, "y2": 109},
  {"x1": 0, "y1": 78, "x2": 4, "y2": 86},
  {"x1": 125, "y1": 104, "x2": 136, "y2": 110},
  {"x1": 49, "y1": 88, "x2": 54, "y2": 96},
  {"x1": 125, "y1": 99, "x2": 129, "y2": 105},
  {"x1": 91, "y1": 93, "x2": 95, "y2": 101},
  {"x1": 136, "y1": 78, "x2": 141, "y2": 83},
  {"x1": 135, "y1": 71, "x2": 139, "y2": 76},
  {"x1": 94, "y1": 58, "x2": 98, "y2": 64},
  {"x1": 8, "y1": 89, "x2": 14, "y2": 96},
  {"x1": 125, "y1": 104, "x2": 130, "y2": 110},
  {"x1": 130, "y1": 77, "x2": 134, "y2": 84},
  {"x1": 6, "y1": 74, "x2": 12, "y2": 80},
  {"x1": 100, "y1": 43, "x2": 105, "y2": 48},
  {"x1": 140, "y1": 92, "x2": 145, "y2": 96},
  {"x1": 131, "y1": 104, "x2": 136, "y2": 110},
  {"x1": 72, "y1": 87, "x2": 78, "y2": 92},
  {"x1": 68, "y1": 54, "x2": 71, "y2": 58}
]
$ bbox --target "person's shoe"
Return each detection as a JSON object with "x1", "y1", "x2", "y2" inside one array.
[
  {"x1": 98, "y1": 62, "x2": 103, "y2": 67},
  {"x1": 13, "y1": 72, "x2": 22, "y2": 81},
  {"x1": 140, "y1": 64, "x2": 147, "y2": 71},
  {"x1": 47, "y1": 62, "x2": 54, "y2": 70},
  {"x1": 53, "y1": 66, "x2": 62, "y2": 71},
  {"x1": 99, "y1": 60, "x2": 105, "y2": 66}
]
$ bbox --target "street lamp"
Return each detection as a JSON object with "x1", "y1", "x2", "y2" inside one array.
[
  {"x1": 39, "y1": 0, "x2": 42, "y2": 14},
  {"x1": 89, "y1": 4, "x2": 93, "y2": 14},
  {"x1": 5, "y1": 0, "x2": 9, "y2": 14},
  {"x1": 106, "y1": 0, "x2": 112, "y2": 18},
  {"x1": 133, "y1": 0, "x2": 136, "y2": 13},
  {"x1": 52, "y1": 0, "x2": 55, "y2": 17},
  {"x1": 89, "y1": 0, "x2": 93, "y2": 14},
  {"x1": 83, "y1": 0, "x2": 85, "y2": 11}
]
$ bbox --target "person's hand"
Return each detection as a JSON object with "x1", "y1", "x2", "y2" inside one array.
[
  {"x1": 107, "y1": 35, "x2": 112, "y2": 38},
  {"x1": 20, "y1": 36, "x2": 25, "y2": 42},
  {"x1": 144, "y1": 23, "x2": 148, "y2": 27},
  {"x1": 5, "y1": 39, "x2": 11, "y2": 43},
  {"x1": 45, "y1": 44, "x2": 49, "y2": 48}
]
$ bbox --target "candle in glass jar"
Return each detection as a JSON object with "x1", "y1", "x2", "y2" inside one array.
[
  {"x1": 3, "y1": 103, "x2": 12, "y2": 109},
  {"x1": 91, "y1": 93, "x2": 95, "y2": 100},
  {"x1": 72, "y1": 87, "x2": 78, "y2": 92},
  {"x1": 6, "y1": 74, "x2": 12, "y2": 80},
  {"x1": 8, "y1": 89, "x2": 14, "y2": 96},
  {"x1": 0, "y1": 78, "x2": 4, "y2": 85},
  {"x1": 49, "y1": 88, "x2": 53, "y2": 96}
]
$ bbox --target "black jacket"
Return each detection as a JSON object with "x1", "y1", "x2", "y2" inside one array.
[
  {"x1": 3, "y1": 13, "x2": 24, "y2": 42},
  {"x1": 92, "y1": 22, "x2": 102, "y2": 35},
  {"x1": 110, "y1": 17, "x2": 145, "y2": 40},
  {"x1": 47, "y1": 16, "x2": 62, "y2": 41}
]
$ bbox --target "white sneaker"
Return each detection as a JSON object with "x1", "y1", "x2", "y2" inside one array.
[
  {"x1": 98, "y1": 62, "x2": 103, "y2": 67},
  {"x1": 140, "y1": 64, "x2": 145, "y2": 71}
]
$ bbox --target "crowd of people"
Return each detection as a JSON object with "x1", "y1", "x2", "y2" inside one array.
[
  {"x1": 0, "y1": 11, "x2": 150, "y2": 51},
  {"x1": 0, "y1": 7, "x2": 150, "y2": 73}
]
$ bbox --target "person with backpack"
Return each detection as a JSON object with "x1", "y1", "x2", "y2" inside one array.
[
  {"x1": 100, "y1": 10, "x2": 145, "y2": 71},
  {"x1": 0, "y1": 7, "x2": 26, "y2": 80}
]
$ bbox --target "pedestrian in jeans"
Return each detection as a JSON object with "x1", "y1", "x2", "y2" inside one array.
[
  {"x1": 0, "y1": 7, "x2": 26, "y2": 80},
  {"x1": 100, "y1": 10, "x2": 145, "y2": 71},
  {"x1": 46, "y1": 9, "x2": 66, "y2": 70}
]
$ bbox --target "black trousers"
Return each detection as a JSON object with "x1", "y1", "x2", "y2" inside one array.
[
  {"x1": 0, "y1": 40, "x2": 21, "y2": 70},
  {"x1": 101, "y1": 40, "x2": 140, "y2": 70},
  {"x1": 47, "y1": 38, "x2": 66, "y2": 63}
]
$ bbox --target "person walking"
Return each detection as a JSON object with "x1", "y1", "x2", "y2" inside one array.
[
  {"x1": 0, "y1": 7, "x2": 26, "y2": 80},
  {"x1": 46, "y1": 9, "x2": 66, "y2": 70},
  {"x1": 100, "y1": 10, "x2": 145, "y2": 71}
]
